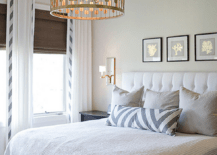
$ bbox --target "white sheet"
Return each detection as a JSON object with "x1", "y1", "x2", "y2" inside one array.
[{"x1": 4, "y1": 119, "x2": 217, "y2": 155}]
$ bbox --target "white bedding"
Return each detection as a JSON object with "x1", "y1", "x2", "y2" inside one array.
[{"x1": 4, "y1": 119, "x2": 217, "y2": 155}]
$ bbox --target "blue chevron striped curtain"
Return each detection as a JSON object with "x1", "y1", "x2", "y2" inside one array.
[
  {"x1": 66, "y1": 17, "x2": 73, "y2": 123},
  {"x1": 6, "y1": 0, "x2": 14, "y2": 143},
  {"x1": 67, "y1": 20, "x2": 92, "y2": 123},
  {"x1": 6, "y1": 0, "x2": 35, "y2": 143}
]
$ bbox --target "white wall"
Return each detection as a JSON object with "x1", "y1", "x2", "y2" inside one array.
[
  {"x1": 0, "y1": 1, "x2": 50, "y2": 5},
  {"x1": 35, "y1": 0, "x2": 50, "y2": 5},
  {"x1": 92, "y1": 0, "x2": 217, "y2": 111},
  {"x1": 0, "y1": 0, "x2": 6, "y2": 4}
]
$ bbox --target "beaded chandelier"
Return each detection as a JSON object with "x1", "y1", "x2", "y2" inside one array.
[{"x1": 50, "y1": 0, "x2": 125, "y2": 20}]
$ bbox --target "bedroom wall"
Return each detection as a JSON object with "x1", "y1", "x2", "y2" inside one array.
[
  {"x1": 92, "y1": 0, "x2": 217, "y2": 111},
  {"x1": 35, "y1": 0, "x2": 50, "y2": 5}
]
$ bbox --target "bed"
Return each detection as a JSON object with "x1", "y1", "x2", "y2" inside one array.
[{"x1": 5, "y1": 72, "x2": 217, "y2": 155}]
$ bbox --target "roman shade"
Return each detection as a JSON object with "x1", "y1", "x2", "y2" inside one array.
[
  {"x1": 0, "y1": 4, "x2": 6, "y2": 48},
  {"x1": 34, "y1": 9, "x2": 67, "y2": 54}
]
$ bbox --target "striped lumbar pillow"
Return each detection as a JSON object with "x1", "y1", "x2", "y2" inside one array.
[{"x1": 106, "y1": 105, "x2": 182, "y2": 136}]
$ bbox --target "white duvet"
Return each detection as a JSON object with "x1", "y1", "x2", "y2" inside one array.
[{"x1": 4, "y1": 119, "x2": 217, "y2": 155}]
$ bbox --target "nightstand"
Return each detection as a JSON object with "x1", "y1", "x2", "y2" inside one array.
[{"x1": 79, "y1": 110, "x2": 110, "y2": 122}]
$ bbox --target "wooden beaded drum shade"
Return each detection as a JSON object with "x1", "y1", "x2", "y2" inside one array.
[{"x1": 50, "y1": 0, "x2": 125, "y2": 20}]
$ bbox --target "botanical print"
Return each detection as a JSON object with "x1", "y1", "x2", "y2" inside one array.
[
  {"x1": 202, "y1": 40, "x2": 213, "y2": 54},
  {"x1": 172, "y1": 43, "x2": 183, "y2": 55},
  {"x1": 143, "y1": 38, "x2": 161, "y2": 62},
  {"x1": 200, "y1": 38, "x2": 215, "y2": 56},
  {"x1": 171, "y1": 41, "x2": 184, "y2": 57},
  {"x1": 167, "y1": 36, "x2": 188, "y2": 61},
  {"x1": 146, "y1": 44, "x2": 158, "y2": 57}
]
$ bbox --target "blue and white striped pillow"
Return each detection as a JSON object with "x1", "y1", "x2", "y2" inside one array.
[{"x1": 106, "y1": 105, "x2": 182, "y2": 136}]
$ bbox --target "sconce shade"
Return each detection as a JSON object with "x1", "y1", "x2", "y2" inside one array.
[{"x1": 99, "y1": 66, "x2": 106, "y2": 73}]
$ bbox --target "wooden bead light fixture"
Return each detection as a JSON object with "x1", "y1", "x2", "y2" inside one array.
[{"x1": 50, "y1": 0, "x2": 125, "y2": 20}]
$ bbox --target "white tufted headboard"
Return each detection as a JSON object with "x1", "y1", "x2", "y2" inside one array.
[{"x1": 122, "y1": 72, "x2": 217, "y2": 101}]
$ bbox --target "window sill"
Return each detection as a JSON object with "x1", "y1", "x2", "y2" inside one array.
[
  {"x1": 33, "y1": 113, "x2": 69, "y2": 128},
  {"x1": 34, "y1": 111, "x2": 65, "y2": 117}
]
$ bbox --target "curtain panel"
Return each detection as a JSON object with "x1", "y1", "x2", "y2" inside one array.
[
  {"x1": 67, "y1": 19, "x2": 92, "y2": 123},
  {"x1": 6, "y1": 0, "x2": 35, "y2": 143},
  {"x1": 66, "y1": 18, "x2": 73, "y2": 122}
]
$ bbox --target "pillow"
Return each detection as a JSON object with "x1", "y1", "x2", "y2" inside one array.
[
  {"x1": 106, "y1": 105, "x2": 182, "y2": 136},
  {"x1": 178, "y1": 87, "x2": 217, "y2": 136},
  {"x1": 110, "y1": 85, "x2": 144, "y2": 114},
  {"x1": 143, "y1": 89, "x2": 179, "y2": 109},
  {"x1": 107, "y1": 104, "x2": 111, "y2": 114}
]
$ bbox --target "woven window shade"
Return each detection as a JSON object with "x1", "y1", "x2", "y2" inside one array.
[
  {"x1": 0, "y1": 4, "x2": 7, "y2": 48},
  {"x1": 34, "y1": 9, "x2": 67, "y2": 54}
]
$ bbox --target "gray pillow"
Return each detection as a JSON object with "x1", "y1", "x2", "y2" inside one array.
[
  {"x1": 143, "y1": 89, "x2": 179, "y2": 109},
  {"x1": 178, "y1": 87, "x2": 217, "y2": 136},
  {"x1": 110, "y1": 85, "x2": 144, "y2": 114}
]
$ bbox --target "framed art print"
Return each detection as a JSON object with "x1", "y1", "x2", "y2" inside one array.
[
  {"x1": 142, "y1": 37, "x2": 162, "y2": 62},
  {"x1": 167, "y1": 35, "x2": 189, "y2": 62},
  {"x1": 195, "y1": 32, "x2": 217, "y2": 61}
]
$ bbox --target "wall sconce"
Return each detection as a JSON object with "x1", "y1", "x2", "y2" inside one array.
[{"x1": 99, "y1": 57, "x2": 116, "y2": 85}]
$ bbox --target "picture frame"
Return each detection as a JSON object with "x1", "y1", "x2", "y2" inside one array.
[
  {"x1": 142, "y1": 37, "x2": 162, "y2": 62},
  {"x1": 167, "y1": 35, "x2": 189, "y2": 62},
  {"x1": 195, "y1": 32, "x2": 217, "y2": 61}
]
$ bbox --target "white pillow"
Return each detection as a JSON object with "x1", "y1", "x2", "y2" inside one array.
[
  {"x1": 178, "y1": 87, "x2": 217, "y2": 136},
  {"x1": 110, "y1": 85, "x2": 144, "y2": 113},
  {"x1": 143, "y1": 89, "x2": 179, "y2": 109}
]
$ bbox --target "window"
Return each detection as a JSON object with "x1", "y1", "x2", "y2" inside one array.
[
  {"x1": 0, "y1": 49, "x2": 6, "y2": 125},
  {"x1": 33, "y1": 54, "x2": 66, "y2": 114}
]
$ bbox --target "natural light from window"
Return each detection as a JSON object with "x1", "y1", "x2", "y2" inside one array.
[
  {"x1": 33, "y1": 54, "x2": 65, "y2": 114},
  {"x1": 0, "y1": 50, "x2": 6, "y2": 126}
]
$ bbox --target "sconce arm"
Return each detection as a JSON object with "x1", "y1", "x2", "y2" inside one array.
[{"x1": 100, "y1": 75, "x2": 114, "y2": 83}]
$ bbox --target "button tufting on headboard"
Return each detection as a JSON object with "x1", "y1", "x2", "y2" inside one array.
[{"x1": 122, "y1": 72, "x2": 217, "y2": 101}]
